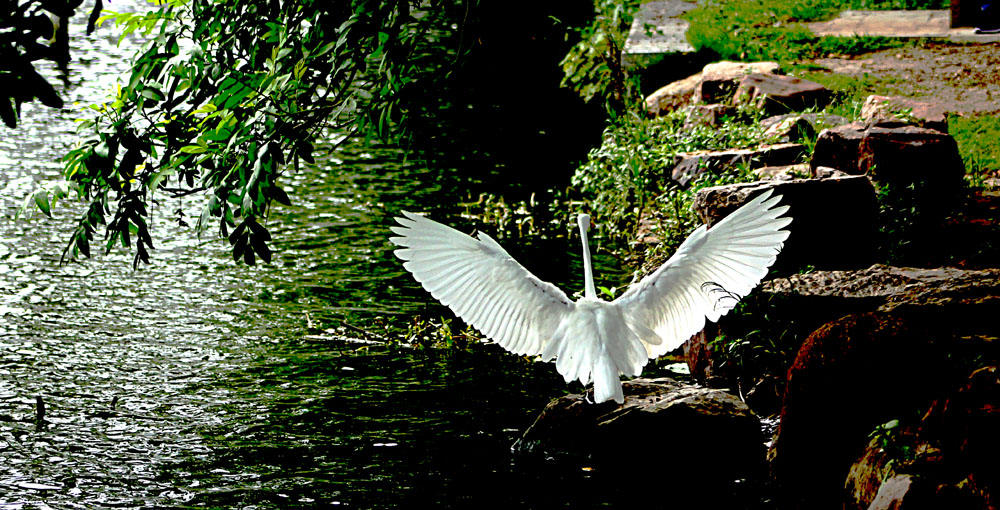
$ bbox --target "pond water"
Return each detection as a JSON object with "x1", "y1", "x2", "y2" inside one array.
[{"x1": 0, "y1": 4, "x2": 648, "y2": 509}]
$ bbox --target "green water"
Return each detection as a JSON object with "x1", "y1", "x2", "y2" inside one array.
[{"x1": 0, "y1": 4, "x2": 644, "y2": 508}]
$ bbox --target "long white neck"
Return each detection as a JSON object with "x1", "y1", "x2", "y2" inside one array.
[{"x1": 578, "y1": 214, "x2": 597, "y2": 299}]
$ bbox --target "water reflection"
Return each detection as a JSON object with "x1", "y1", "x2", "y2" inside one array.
[{"x1": 0, "y1": 2, "x2": 637, "y2": 508}]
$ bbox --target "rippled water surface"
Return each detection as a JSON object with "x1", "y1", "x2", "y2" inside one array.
[{"x1": 0, "y1": 4, "x2": 632, "y2": 508}]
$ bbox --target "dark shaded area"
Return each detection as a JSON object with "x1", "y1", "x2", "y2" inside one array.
[
  {"x1": 771, "y1": 312, "x2": 968, "y2": 510},
  {"x1": 635, "y1": 51, "x2": 715, "y2": 99},
  {"x1": 405, "y1": 2, "x2": 608, "y2": 194}
]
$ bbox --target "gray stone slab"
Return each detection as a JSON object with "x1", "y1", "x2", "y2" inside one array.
[{"x1": 622, "y1": 0, "x2": 697, "y2": 69}]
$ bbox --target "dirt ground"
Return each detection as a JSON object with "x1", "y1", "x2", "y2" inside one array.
[{"x1": 811, "y1": 42, "x2": 1000, "y2": 114}]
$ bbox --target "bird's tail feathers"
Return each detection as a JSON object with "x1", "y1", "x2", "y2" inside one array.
[{"x1": 594, "y1": 354, "x2": 624, "y2": 404}]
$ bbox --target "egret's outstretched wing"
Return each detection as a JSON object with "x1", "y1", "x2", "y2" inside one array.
[
  {"x1": 390, "y1": 212, "x2": 574, "y2": 355},
  {"x1": 614, "y1": 190, "x2": 791, "y2": 357}
]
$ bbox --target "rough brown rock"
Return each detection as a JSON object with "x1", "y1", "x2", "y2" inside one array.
[
  {"x1": 844, "y1": 366, "x2": 1000, "y2": 510},
  {"x1": 732, "y1": 73, "x2": 831, "y2": 114},
  {"x1": 860, "y1": 94, "x2": 949, "y2": 132},
  {"x1": 810, "y1": 123, "x2": 965, "y2": 198},
  {"x1": 512, "y1": 377, "x2": 764, "y2": 502},
  {"x1": 671, "y1": 143, "x2": 806, "y2": 186},
  {"x1": 762, "y1": 265, "x2": 1000, "y2": 343},
  {"x1": 857, "y1": 124, "x2": 966, "y2": 192},
  {"x1": 764, "y1": 265, "x2": 1000, "y2": 307},
  {"x1": 769, "y1": 312, "x2": 957, "y2": 510},
  {"x1": 844, "y1": 434, "x2": 895, "y2": 508},
  {"x1": 691, "y1": 175, "x2": 879, "y2": 271},
  {"x1": 695, "y1": 60, "x2": 781, "y2": 104},
  {"x1": 809, "y1": 121, "x2": 868, "y2": 174},
  {"x1": 682, "y1": 322, "x2": 720, "y2": 385},
  {"x1": 762, "y1": 115, "x2": 816, "y2": 143},
  {"x1": 752, "y1": 163, "x2": 810, "y2": 181},
  {"x1": 645, "y1": 71, "x2": 702, "y2": 116}
]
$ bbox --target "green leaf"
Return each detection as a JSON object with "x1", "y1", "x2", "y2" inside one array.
[
  {"x1": 148, "y1": 168, "x2": 175, "y2": 191},
  {"x1": 228, "y1": 220, "x2": 247, "y2": 245},
  {"x1": 77, "y1": 229, "x2": 91, "y2": 258},
  {"x1": 232, "y1": 233, "x2": 247, "y2": 262},
  {"x1": 246, "y1": 218, "x2": 271, "y2": 241},
  {"x1": 141, "y1": 87, "x2": 165, "y2": 101},
  {"x1": 0, "y1": 98, "x2": 16, "y2": 128},
  {"x1": 222, "y1": 85, "x2": 254, "y2": 110},
  {"x1": 267, "y1": 186, "x2": 291, "y2": 206},
  {"x1": 25, "y1": 67, "x2": 63, "y2": 109},
  {"x1": 34, "y1": 191, "x2": 51, "y2": 217},
  {"x1": 243, "y1": 243, "x2": 256, "y2": 265},
  {"x1": 179, "y1": 145, "x2": 207, "y2": 154},
  {"x1": 250, "y1": 232, "x2": 271, "y2": 264},
  {"x1": 313, "y1": 41, "x2": 337, "y2": 57}
]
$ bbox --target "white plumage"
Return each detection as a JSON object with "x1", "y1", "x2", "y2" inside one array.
[{"x1": 390, "y1": 190, "x2": 791, "y2": 404}]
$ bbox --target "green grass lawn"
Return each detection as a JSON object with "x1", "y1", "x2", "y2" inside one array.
[{"x1": 684, "y1": 0, "x2": 949, "y2": 62}]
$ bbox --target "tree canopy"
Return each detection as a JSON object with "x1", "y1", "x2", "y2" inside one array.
[{"x1": 13, "y1": 0, "x2": 458, "y2": 267}]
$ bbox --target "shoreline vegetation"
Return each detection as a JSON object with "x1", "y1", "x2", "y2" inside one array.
[{"x1": 404, "y1": 0, "x2": 999, "y2": 349}]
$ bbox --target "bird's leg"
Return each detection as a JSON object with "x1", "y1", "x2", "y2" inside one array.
[{"x1": 584, "y1": 388, "x2": 595, "y2": 404}]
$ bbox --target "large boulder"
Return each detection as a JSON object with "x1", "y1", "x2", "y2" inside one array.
[
  {"x1": 811, "y1": 123, "x2": 965, "y2": 193},
  {"x1": 691, "y1": 175, "x2": 879, "y2": 272},
  {"x1": 670, "y1": 143, "x2": 806, "y2": 186},
  {"x1": 513, "y1": 377, "x2": 764, "y2": 501},
  {"x1": 857, "y1": 124, "x2": 966, "y2": 199},
  {"x1": 763, "y1": 265, "x2": 1000, "y2": 315},
  {"x1": 686, "y1": 265, "x2": 1000, "y2": 417},
  {"x1": 855, "y1": 125, "x2": 968, "y2": 263},
  {"x1": 760, "y1": 264, "x2": 1000, "y2": 370},
  {"x1": 732, "y1": 73, "x2": 831, "y2": 115},
  {"x1": 809, "y1": 121, "x2": 868, "y2": 175},
  {"x1": 695, "y1": 60, "x2": 781, "y2": 104},
  {"x1": 844, "y1": 366, "x2": 1000, "y2": 510},
  {"x1": 768, "y1": 312, "x2": 960, "y2": 510}
]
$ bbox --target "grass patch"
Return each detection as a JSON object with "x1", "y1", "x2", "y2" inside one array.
[
  {"x1": 795, "y1": 71, "x2": 913, "y2": 118},
  {"x1": 684, "y1": 0, "x2": 945, "y2": 63},
  {"x1": 951, "y1": 113, "x2": 1000, "y2": 187}
]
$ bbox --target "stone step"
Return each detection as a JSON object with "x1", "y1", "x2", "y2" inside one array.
[{"x1": 621, "y1": 0, "x2": 696, "y2": 69}]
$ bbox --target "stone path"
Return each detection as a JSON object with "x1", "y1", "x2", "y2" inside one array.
[
  {"x1": 621, "y1": 0, "x2": 696, "y2": 69},
  {"x1": 807, "y1": 10, "x2": 1000, "y2": 43},
  {"x1": 622, "y1": 6, "x2": 1000, "y2": 70}
]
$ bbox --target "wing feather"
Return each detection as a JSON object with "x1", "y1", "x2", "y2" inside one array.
[
  {"x1": 615, "y1": 190, "x2": 791, "y2": 357},
  {"x1": 391, "y1": 211, "x2": 574, "y2": 356}
]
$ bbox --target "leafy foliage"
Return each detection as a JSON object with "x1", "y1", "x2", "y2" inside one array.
[
  {"x1": 21, "y1": 0, "x2": 460, "y2": 267},
  {"x1": 571, "y1": 106, "x2": 770, "y2": 251},
  {"x1": 868, "y1": 418, "x2": 916, "y2": 477},
  {"x1": 0, "y1": 0, "x2": 104, "y2": 128},
  {"x1": 559, "y1": 0, "x2": 640, "y2": 115}
]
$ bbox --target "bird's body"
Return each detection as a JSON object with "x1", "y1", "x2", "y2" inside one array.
[{"x1": 390, "y1": 190, "x2": 791, "y2": 404}]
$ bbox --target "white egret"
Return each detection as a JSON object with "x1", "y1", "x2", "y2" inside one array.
[{"x1": 390, "y1": 190, "x2": 791, "y2": 404}]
